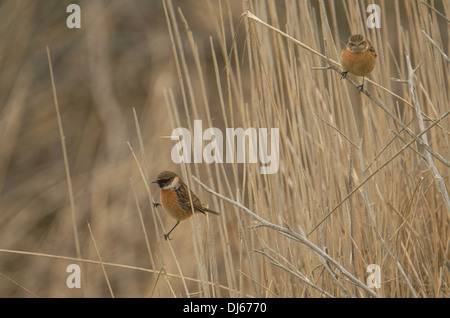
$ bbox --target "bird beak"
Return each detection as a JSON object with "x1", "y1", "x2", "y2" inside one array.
[{"x1": 152, "y1": 180, "x2": 158, "y2": 184}]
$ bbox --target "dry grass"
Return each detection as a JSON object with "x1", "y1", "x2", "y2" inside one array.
[{"x1": 0, "y1": 0, "x2": 448, "y2": 297}]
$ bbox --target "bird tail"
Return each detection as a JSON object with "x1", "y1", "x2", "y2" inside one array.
[{"x1": 204, "y1": 207, "x2": 220, "y2": 215}]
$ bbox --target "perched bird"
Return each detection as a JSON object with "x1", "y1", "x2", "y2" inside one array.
[
  {"x1": 152, "y1": 170, "x2": 220, "y2": 240},
  {"x1": 340, "y1": 34, "x2": 377, "y2": 92}
]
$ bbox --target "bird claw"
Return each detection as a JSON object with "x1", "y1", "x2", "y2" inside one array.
[
  {"x1": 357, "y1": 84, "x2": 364, "y2": 93},
  {"x1": 153, "y1": 202, "x2": 161, "y2": 208},
  {"x1": 340, "y1": 71, "x2": 348, "y2": 79},
  {"x1": 164, "y1": 233, "x2": 172, "y2": 241}
]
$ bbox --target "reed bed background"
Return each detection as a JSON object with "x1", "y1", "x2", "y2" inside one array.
[{"x1": 0, "y1": 0, "x2": 448, "y2": 298}]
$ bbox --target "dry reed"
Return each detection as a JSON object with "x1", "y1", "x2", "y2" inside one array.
[{"x1": 0, "y1": 0, "x2": 448, "y2": 298}]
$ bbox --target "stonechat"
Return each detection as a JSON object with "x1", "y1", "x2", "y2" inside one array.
[
  {"x1": 340, "y1": 34, "x2": 377, "y2": 92},
  {"x1": 152, "y1": 170, "x2": 220, "y2": 240}
]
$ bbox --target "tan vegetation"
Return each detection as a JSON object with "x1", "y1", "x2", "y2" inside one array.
[{"x1": 0, "y1": 0, "x2": 448, "y2": 297}]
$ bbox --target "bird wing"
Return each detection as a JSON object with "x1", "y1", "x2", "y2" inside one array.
[{"x1": 176, "y1": 183, "x2": 206, "y2": 214}]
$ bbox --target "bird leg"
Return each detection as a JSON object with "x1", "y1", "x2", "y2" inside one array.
[
  {"x1": 164, "y1": 220, "x2": 180, "y2": 241},
  {"x1": 357, "y1": 76, "x2": 365, "y2": 93}
]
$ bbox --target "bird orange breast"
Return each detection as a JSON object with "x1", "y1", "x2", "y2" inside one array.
[
  {"x1": 160, "y1": 189, "x2": 193, "y2": 221},
  {"x1": 341, "y1": 50, "x2": 376, "y2": 76}
]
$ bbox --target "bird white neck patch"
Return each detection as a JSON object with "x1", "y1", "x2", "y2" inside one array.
[{"x1": 163, "y1": 176, "x2": 181, "y2": 190}]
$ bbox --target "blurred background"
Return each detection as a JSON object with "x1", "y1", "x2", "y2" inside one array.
[
  {"x1": 0, "y1": 0, "x2": 448, "y2": 297},
  {"x1": 0, "y1": 0, "x2": 250, "y2": 297}
]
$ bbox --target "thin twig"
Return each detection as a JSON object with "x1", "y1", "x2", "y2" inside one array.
[
  {"x1": 253, "y1": 247, "x2": 336, "y2": 298},
  {"x1": 47, "y1": 46, "x2": 85, "y2": 296},
  {"x1": 421, "y1": 30, "x2": 450, "y2": 63},
  {"x1": 0, "y1": 248, "x2": 237, "y2": 294},
  {"x1": 314, "y1": 111, "x2": 359, "y2": 149},
  {"x1": 130, "y1": 179, "x2": 155, "y2": 269},
  {"x1": 420, "y1": 1, "x2": 450, "y2": 23},
  {"x1": 308, "y1": 111, "x2": 450, "y2": 235},
  {"x1": 357, "y1": 144, "x2": 419, "y2": 298},
  {"x1": 47, "y1": 46, "x2": 81, "y2": 260},
  {"x1": 405, "y1": 52, "x2": 450, "y2": 215},
  {"x1": 192, "y1": 176, "x2": 380, "y2": 297},
  {"x1": 0, "y1": 271, "x2": 39, "y2": 298},
  {"x1": 364, "y1": 86, "x2": 449, "y2": 167},
  {"x1": 87, "y1": 222, "x2": 115, "y2": 298}
]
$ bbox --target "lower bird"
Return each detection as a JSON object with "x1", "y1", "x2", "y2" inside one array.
[{"x1": 152, "y1": 170, "x2": 220, "y2": 240}]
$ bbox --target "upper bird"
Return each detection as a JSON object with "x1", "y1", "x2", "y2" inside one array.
[
  {"x1": 340, "y1": 34, "x2": 377, "y2": 92},
  {"x1": 152, "y1": 170, "x2": 220, "y2": 240}
]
